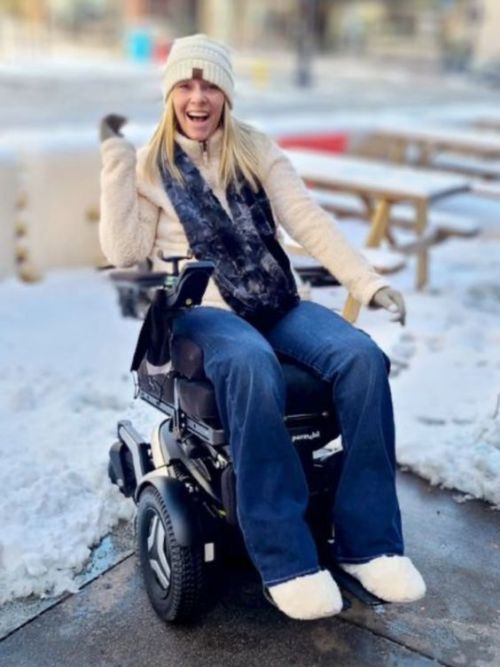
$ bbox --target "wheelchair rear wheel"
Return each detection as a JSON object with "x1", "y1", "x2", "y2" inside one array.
[{"x1": 137, "y1": 486, "x2": 204, "y2": 623}]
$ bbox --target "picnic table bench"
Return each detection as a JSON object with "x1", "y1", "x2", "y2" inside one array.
[
  {"x1": 285, "y1": 149, "x2": 471, "y2": 322},
  {"x1": 282, "y1": 225, "x2": 407, "y2": 285},
  {"x1": 310, "y1": 190, "x2": 479, "y2": 239},
  {"x1": 470, "y1": 179, "x2": 500, "y2": 200}
]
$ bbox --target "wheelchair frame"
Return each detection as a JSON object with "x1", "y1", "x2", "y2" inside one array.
[{"x1": 106, "y1": 257, "x2": 383, "y2": 623}]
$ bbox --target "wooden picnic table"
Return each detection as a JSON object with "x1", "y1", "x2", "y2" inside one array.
[
  {"x1": 371, "y1": 123, "x2": 500, "y2": 166},
  {"x1": 286, "y1": 149, "x2": 471, "y2": 322}
]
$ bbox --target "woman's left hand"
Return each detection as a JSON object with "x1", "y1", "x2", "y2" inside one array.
[
  {"x1": 99, "y1": 113, "x2": 128, "y2": 143},
  {"x1": 370, "y1": 287, "x2": 406, "y2": 326}
]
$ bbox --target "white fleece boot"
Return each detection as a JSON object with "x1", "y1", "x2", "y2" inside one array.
[
  {"x1": 267, "y1": 569, "x2": 343, "y2": 620},
  {"x1": 340, "y1": 555, "x2": 426, "y2": 602}
]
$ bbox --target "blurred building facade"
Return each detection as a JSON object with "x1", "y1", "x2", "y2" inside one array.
[
  {"x1": 0, "y1": 0, "x2": 497, "y2": 71},
  {"x1": 474, "y1": 0, "x2": 500, "y2": 65}
]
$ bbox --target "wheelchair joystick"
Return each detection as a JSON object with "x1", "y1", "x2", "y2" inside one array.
[{"x1": 157, "y1": 251, "x2": 192, "y2": 276}]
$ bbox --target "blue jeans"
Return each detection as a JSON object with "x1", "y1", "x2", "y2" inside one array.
[{"x1": 172, "y1": 301, "x2": 404, "y2": 586}]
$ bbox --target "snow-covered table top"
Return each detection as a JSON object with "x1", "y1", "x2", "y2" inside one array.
[{"x1": 286, "y1": 149, "x2": 470, "y2": 203}]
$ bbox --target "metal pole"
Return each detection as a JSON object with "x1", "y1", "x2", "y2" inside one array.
[{"x1": 295, "y1": 0, "x2": 316, "y2": 87}]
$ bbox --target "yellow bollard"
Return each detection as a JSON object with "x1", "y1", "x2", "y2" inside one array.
[{"x1": 250, "y1": 59, "x2": 270, "y2": 89}]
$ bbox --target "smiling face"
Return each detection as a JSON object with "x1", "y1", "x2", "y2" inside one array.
[{"x1": 171, "y1": 78, "x2": 226, "y2": 142}]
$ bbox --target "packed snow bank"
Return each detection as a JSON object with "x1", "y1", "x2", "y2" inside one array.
[
  {"x1": 389, "y1": 238, "x2": 500, "y2": 506},
  {"x1": 0, "y1": 270, "x2": 155, "y2": 604},
  {"x1": 0, "y1": 235, "x2": 498, "y2": 605},
  {"x1": 315, "y1": 234, "x2": 500, "y2": 508}
]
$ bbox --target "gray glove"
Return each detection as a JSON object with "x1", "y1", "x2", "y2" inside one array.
[
  {"x1": 99, "y1": 113, "x2": 127, "y2": 143},
  {"x1": 370, "y1": 287, "x2": 406, "y2": 326}
]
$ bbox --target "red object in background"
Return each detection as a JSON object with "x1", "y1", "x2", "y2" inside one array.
[
  {"x1": 153, "y1": 40, "x2": 171, "y2": 63},
  {"x1": 278, "y1": 132, "x2": 348, "y2": 154}
]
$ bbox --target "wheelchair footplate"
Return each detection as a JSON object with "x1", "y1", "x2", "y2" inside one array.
[{"x1": 327, "y1": 560, "x2": 386, "y2": 607}]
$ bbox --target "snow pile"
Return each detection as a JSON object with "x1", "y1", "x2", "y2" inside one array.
[
  {"x1": 387, "y1": 238, "x2": 500, "y2": 506},
  {"x1": 391, "y1": 306, "x2": 500, "y2": 504},
  {"x1": 0, "y1": 271, "x2": 155, "y2": 604}
]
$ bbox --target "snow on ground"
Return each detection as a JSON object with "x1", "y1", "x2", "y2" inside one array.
[
  {"x1": 0, "y1": 271, "x2": 154, "y2": 604},
  {"x1": 0, "y1": 233, "x2": 499, "y2": 606},
  {"x1": 364, "y1": 237, "x2": 500, "y2": 507}
]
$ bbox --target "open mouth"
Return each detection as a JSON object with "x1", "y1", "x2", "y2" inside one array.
[{"x1": 186, "y1": 112, "x2": 210, "y2": 123}]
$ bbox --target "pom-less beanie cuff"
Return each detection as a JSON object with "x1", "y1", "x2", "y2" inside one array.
[{"x1": 163, "y1": 34, "x2": 234, "y2": 107}]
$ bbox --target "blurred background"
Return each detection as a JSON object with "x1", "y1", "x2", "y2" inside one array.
[
  {"x1": 1, "y1": 1, "x2": 499, "y2": 74},
  {"x1": 1, "y1": 0, "x2": 498, "y2": 72},
  {"x1": 1, "y1": 0, "x2": 500, "y2": 280}
]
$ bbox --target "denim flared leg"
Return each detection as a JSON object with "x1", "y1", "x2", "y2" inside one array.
[
  {"x1": 172, "y1": 307, "x2": 321, "y2": 585},
  {"x1": 265, "y1": 301, "x2": 404, "y2": 563}
]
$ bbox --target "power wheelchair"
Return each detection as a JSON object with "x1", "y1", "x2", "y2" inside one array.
[{"x1": 107, "y1": 256, "x2": 382, "y2": 623}]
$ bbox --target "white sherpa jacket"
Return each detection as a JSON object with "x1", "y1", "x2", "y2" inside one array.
[{"x1": 99, "y1": 125, "x2": 388, "y2": 309}]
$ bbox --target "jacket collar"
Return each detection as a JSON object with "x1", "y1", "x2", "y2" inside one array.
[{"x1": 175, "y1": 128, "x2": 223, "y2": 166}]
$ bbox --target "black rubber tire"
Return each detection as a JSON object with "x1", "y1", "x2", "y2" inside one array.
[{"x1": 136, "y1": 486, "x2": 204, "y2": 623}]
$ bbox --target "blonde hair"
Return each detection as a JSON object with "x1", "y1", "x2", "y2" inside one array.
[{"x1": 143, "y1": 95, "x2": 260, "y2": 191}]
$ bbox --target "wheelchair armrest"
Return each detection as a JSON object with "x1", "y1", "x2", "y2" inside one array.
[
  {"x1": 109, "y1": 270, "x2": 169, "y2": 290},
  {"x1": 165, "y1": 261, "x2": 215, "y2": 309}
]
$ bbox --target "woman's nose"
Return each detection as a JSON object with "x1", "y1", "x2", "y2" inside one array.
[{"x1": 190, "y1": 82, "x2": 207, "y2": 102}]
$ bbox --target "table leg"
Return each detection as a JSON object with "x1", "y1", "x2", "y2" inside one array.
[
  {"x1": 342, "y1": 294, "x2": 362, "y2": 323},
  {"x1": 359, "y1": 195, "x2": 396, "y2": 246},
  {"x1": 388, "y1": 139, "x2": 407, "y2": 164},
  {"x1": 365, "y1": 199, "x2": 391, "y2": 247},
  {"x1": 415, "y1": 200, "x2": 429, "y2": 289},
  {"x1": 417, "y1": 143, "x2": 434, "y2": 167},
  {"x1": 342, "y1": 199, "x2": 392, "y2": 322},
  {"x1": 360, "y1": 194, "x2": 374, "y2": 219}
]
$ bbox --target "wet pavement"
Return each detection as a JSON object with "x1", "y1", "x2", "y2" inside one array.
[
  {"x1": 0, "y1": 521, "x2": 134, "y2": 641},
  {"x1": 1, "y1": 472, "x2": 498, "y2": 667}
]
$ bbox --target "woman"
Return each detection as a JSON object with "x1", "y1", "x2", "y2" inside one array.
[{"x1": 99, "y1": 33, "x2": 426, "y2": 621}]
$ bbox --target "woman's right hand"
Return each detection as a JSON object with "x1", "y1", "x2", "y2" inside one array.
[{"x1": 99, "y1": 114, "x2": 128, "y2": 143}]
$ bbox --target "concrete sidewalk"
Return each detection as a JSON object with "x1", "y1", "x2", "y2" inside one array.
[{"x1": 1, "y1": 472, "x2": 498, "y2": 667}]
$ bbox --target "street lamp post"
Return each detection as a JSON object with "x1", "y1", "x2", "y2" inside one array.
[{"x1": 295, "y1": 0, "x2": 316, "y2": 87}]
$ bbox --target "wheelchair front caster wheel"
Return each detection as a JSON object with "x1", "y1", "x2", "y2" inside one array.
[{"x1": 137, "y1": 487, "x2": 204, "y2": 623}]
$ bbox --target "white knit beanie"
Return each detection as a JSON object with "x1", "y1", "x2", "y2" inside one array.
[{"x1": 163, "y1": 33, "x2": 234, "y2": 107}]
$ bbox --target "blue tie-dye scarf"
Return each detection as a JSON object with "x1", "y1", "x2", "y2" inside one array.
[{"x1": 158, "y1": 143, "x2": 299, "y2": 329}]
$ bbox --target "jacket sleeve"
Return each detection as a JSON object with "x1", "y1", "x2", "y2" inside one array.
[
  {"x1": 259, "y1": 136, "x2": 389, "y2": 306},
  {"x1": 99, "y1": 137, "x2": 159, "y2": 267}
]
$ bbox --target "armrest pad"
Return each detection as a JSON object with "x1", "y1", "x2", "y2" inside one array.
[{"x1": 109, "y1": 270, "x2": 169, "y2": 289}]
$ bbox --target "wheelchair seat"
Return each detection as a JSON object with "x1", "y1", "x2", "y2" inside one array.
[
  {"x1": 137, "y1": 337, "x2": 335, "y2": 425},
  {"x1": 171, "y1": 336, "x2": 333, "y2": 419}
]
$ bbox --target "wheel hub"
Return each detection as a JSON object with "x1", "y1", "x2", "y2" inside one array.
[{"x1": 147, "y1": 513, "x2": 171, "y2": 591}]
